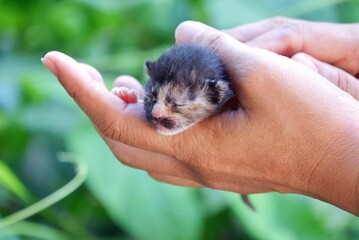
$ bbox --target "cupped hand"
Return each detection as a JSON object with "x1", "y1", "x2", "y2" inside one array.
[
  {"x1": 43, "y1": 21, "x2": 359, "y2": 215},
  {"x1": 224, "y1": 17, "x2": 359, "y2": 100},
  {"x1": 224, "y1": 17, "x2": 359, "y2": 73}
]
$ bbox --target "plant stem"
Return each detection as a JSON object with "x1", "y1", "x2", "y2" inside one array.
[{"x1": 0, "y1": 153, "x2": 88, "y2": 229}]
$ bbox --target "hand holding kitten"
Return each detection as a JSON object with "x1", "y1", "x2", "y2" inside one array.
[{"x1": 43, "y1": 20, "x2": 359, "y2": 216}]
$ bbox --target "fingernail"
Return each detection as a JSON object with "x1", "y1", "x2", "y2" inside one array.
[
  {"x1": 119, "y1": 89, "x2": 126, "y2": 96},
  {"x1": 130, "y1": 89, "x2": 138, "y2": 96},
  {"x1": 175, "y1": 21, "x2": 208, "y2": 44},
  {"x1": 42, "y1": 55, "x2": 58, "y2": 77}
]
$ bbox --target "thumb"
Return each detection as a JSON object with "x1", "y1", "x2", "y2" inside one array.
[
  {"x1": 292, "y1": 53, "x2": 359, "y2": 101},
  {"x1": 175, "y1": 21, "x2": 281, "y2": 106},
  {"x1": 175, "y1": 21, "x2": 263, "y2": 78}
]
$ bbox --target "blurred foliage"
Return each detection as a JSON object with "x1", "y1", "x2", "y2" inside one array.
[{"x1": 0, "y1": 0, "x2": 359, "y2": 239}]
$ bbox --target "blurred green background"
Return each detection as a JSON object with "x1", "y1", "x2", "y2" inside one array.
[{"x1": 1, "y1": 0, "x2": 359, "y2": 239}]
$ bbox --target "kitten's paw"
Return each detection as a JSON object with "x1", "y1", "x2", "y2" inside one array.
[{"x1": 111, "y1": 87, "x2": 138, "y2": 103}]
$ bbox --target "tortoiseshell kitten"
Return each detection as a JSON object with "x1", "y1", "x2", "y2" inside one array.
[{"x1": 142, "y1": 44, "x2": 234, "y2": 135}]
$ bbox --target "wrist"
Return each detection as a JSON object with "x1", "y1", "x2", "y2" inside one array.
[{"x1": 295, "y1": 105, "x2": 359, "y2": 215}]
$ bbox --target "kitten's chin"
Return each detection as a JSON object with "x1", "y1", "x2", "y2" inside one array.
[
  {"x1": 155, "y1": 122, "x2": 197, "y2": 136},
  {"x1": 156, "y1": 127, "x2": 187, "y2": 136}
]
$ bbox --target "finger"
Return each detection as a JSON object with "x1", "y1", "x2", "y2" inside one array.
[
  {"x1": 230, "y1": 17, "x2": 359, "y2": 75},
  {"x1": 148, "y1": 172, "x2": 203, "y2": 187},
  {"x1": 79, "y1": 63, "x2": 104, "y2": 84},
  {"x1": 292, "y1": 53, "x2": 359, "y2": 101},
  {"x1": 99, "y1": 134, "x2": 201, "y2": 180},
  {"x1": 42, "y1": 51, "x2": 175, "y2": 155},
  {"x1": 246, "y1": 28, "x2": 303, "y2": 56},
  {"x1": 223, "y1": 17, "x2": 285, "y2": 42},
  {"x1": 113, "y1": 75, "x2": 145, "y2": 98},
  {"x1": 224, "y1": 17, "x2": 304, "y2": 56}
]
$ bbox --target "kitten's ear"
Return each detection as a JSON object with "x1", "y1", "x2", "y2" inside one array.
[
  {"x1": 145, "y1": 60, "x2": 154, "y2": 76},
  {"x1": 207, "y1": 79, "x2": 234, "y2": 104}
]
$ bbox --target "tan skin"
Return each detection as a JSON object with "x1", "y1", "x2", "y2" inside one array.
[{"x1": 43, "y1": 17, "x2": 359, "y2": 216}]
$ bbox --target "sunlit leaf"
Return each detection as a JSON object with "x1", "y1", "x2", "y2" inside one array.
[
  {"x1": 206, "y1": 0, "x2": 346, "y2": 28},
  {"x1": 0, "y1": 160, "x2": 32, "y2": 203},
  {"x1": 226, "y1": 192, "x2": 356, "y2": 240},
  {"x1": 0, "y1": 221, "x2": 71, "y2": 240},
  {"x1": 77, "y1": 0, "x2": 168, "y2": 12}
]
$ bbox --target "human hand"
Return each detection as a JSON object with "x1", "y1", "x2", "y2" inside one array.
[
  {"x1": 42, "y1": 21, "x2": 359, "y2": 215},
  {"x1": 224, "y1": 17, "x2": 359, "y2": 100}
]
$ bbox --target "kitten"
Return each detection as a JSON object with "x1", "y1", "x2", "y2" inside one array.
[{"x1": 142, "y1": 44, "x2": 234, "y2": 135}]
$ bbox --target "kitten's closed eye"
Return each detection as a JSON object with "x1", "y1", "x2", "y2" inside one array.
[{"x1": 167, "y1": 102, "x2": 181, "y2": 113}]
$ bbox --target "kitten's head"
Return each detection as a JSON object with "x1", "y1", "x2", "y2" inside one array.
[{"x1": 144, "y1": 60, "x2": 233, "y2": 135}]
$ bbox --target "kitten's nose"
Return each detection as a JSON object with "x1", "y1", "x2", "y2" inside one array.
[
  {"x1": 151, "y1": 105, "x2": 164, "y2": 119},
  {"x1": 153, "y1": 116, "x2": 163, "y2": 122},
  {"x1": 152, "y1": 110, "x2": 163, "y2": 120},
  {"x1": 152, "y1": 112, "x2": 165, "y2": 125}
]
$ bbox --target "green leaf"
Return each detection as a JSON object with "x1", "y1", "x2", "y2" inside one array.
[
  {"x1": 0, "y1": 221, "x2": 71, "y2": 240},
  {"x1": 67, "y1": 123, "x2": 205, "y2": 240},
  {"x1": 276, "y1": 0, "x2": 346, "y2": 18},
  {"x1": 206, "y1": 0, "x2": 346, "y2": 28},
  {"x1": 226, "y1": 192, "x2": 357, "y2": 240},
  {"x1": 0, "y1": 160, "x2": 32, "y2": 203}
]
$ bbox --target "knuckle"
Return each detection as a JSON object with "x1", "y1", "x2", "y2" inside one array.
[
  {"x1": 118, "y1": 154, "x2": 135, "y2": 168},
  {"x1": 271, "y1": 16, "x2": 289, "y2": 24},
  {"x1": 291, "y1": 52, "x2": 306, "y2": 60},
  {"x1": 270, "y1": 17, "x2": 304, "y2": 55},
  {"x1": 276, "y1": 25, "x2": 298, "y2": 44},
  {"x1": 291, "y1": 53, "x2": 313, "y2": 66},
  {"x1": 196, "y1": 30, "x2": 227, "y2": 53},
  {"x1": 148, "y1": 172, "x2": 167, "y2": 183},
  {"x1": 97, "y1": 118, "x2": 121, "y2": 140}
]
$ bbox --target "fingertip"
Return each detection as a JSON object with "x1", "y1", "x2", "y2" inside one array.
[
  {"x1": 114, "y1": 75, "x2": 144, "y2": 98},
  {"x1": 42, "y1": 51, "x2": 76, "y2": 63},
  {"x1": 42, "y1": 52, "x2": 59, "y2": 77},
  {"x1": 42, "y1": 51, "x2": 78, "y2": 78},
  {"x1": 175, "y1": 21, "x2": 208, "y2": 44}
]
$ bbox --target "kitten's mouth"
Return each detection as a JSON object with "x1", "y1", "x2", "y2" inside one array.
[
  {"x1": 153, "y1": 117, "x2": 175, "y2": 129},
  {"x1": 152, "y1": 117, "x2": 195, "y2": 136},
  {"x1": 148, "y1": 116, "x2": 189, "y2": 135}
]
